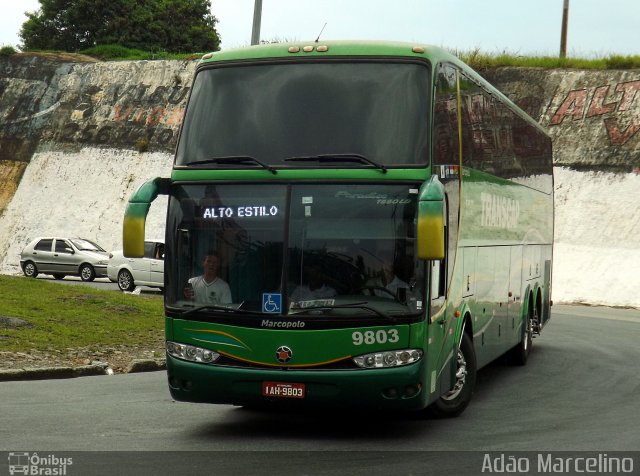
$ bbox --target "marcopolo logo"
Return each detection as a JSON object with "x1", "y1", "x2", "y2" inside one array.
[
  {"x1": 261, "y1": 319, "x2": 305, "y2": 329},
  {"x1": 275, "y1": 345, "x2": 293, "y2": 364},
  {"x1": 8, "y1": 452, "x2": 73, "y2": 475}
]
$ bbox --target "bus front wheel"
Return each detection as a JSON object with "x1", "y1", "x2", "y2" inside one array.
[{"x1": 427, "y1": 332, "x2": 477, "y2": 418}]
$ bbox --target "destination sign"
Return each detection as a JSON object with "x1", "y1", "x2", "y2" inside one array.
[{"x1": 201, "y1": 205, "x2": 279, "y2": 219}]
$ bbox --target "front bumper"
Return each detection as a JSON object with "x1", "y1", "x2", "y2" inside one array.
[
  {"x1": 94, "y1": 264, "x2": 109, "y2": 278},
  {"x1": 166, "y1": 354, "x2": 428, "y2": 411}
]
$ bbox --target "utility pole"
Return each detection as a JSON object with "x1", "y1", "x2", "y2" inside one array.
[
  {"x1": 559, "y1": 0, "x2": 569, "y2": 57},
  {"x1": 251, "y1": 0, "x2": 263, "y2": 46}
]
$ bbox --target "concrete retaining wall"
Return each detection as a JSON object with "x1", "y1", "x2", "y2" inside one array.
[{"x1": 1, "y1": 54, "x2": 639, "y2": 307}]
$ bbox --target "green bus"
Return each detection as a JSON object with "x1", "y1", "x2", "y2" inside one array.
[{"x1": 123, "y1": 41, "x2": 553, "y2": 417}]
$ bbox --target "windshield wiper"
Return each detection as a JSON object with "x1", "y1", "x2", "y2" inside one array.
[
  {"x1": 289, "y1": 301, "x2": 396, "y2": 322},
  {"x1": 188, "y1": 156, "x2": 277, "y2": 174},
  {"x1": 284, "y1": 154, "x2": 387, "y2": 173},
  {"x1": 181, "y1": 303, "x2": 252, "y2": 317}
]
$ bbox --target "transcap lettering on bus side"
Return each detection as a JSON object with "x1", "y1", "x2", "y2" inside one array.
[
  {"x1": 201, "y1": 205, "x2": 279, "y2": 219},
  {"x1": 480, "y1": 192, "x2": 520, "y2": 229}
]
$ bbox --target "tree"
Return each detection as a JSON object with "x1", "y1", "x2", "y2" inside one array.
[{"x1": 19, "y1": 0, "x2": 220, "y2": 53}]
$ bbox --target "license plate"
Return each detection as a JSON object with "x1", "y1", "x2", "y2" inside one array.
[{"x1": 262, "y1": 381, "x2": 305, "y2": 399}]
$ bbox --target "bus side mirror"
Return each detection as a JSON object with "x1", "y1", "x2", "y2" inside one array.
[
  {"x1": 417, "y1": 175, "x2": 445, "y2": 260},
  {"x1": 123, "y1": 178, "x2": 170, "y2": 258}
]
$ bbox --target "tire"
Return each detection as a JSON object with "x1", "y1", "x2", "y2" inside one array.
[
  {"x1": 117, "y1": 269, "x2": 136, "y2": 292},
  {"x1": 23, "y1": 261, "x2": 38, "y2": 278},
  {"x1": 53, "y1": 274, "x2": 66, "y2": 280},
  {"x1": 428, "y1": 332, "x2": 477, "y2": 418},
  {"x1": 509, "y1": 300, "x2": 535, "y2": 366},
  {"x1": 79, "y1": 264, "x2": 96, "y2": 282}
]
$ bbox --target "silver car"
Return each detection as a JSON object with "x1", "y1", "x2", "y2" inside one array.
[
  {"x1": 107, "y1": 240, "x2": 164, "y2": 292},
  {"x1": 20, "y1": 237, "x2": 110, "y2": 281}
]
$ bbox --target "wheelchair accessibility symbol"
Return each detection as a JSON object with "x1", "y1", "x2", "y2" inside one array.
[{"x1": 262, "y1": 293, "x2": 282, "y2": 313}]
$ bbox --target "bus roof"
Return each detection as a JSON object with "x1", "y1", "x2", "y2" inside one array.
[{"x1": 199, "y1": 40, "x2": 453, "y2": 63}]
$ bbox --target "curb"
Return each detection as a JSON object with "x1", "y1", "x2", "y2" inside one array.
[{"x1": 0, "y1": 359, "x2": 166, "y2": 382}]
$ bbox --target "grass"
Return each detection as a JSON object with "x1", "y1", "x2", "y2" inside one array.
[
  {"x1": 79, "y1": 44, "x2": 202, "y2": 61},
  {"x1": 456, "y1": 48, "x2": 640, "y2": 71},
  {"x1": 0, "y1": 275, "x2": 164, "y2": 353},
  {"x1": 8, "y1": 44, "x2": 640, "y2": 70}
]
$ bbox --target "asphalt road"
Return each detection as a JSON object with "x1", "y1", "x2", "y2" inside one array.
[{"x1": 2, "y1": 304, "x2": 639, "y2": 475}]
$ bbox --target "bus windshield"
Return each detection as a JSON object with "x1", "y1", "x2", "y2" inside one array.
[
  {"x1": 165, "y1": 183, "x2": 425, "y2": 321},
  {"x1": 175, "y1": 61, "x2": 430, "y2": 167}
]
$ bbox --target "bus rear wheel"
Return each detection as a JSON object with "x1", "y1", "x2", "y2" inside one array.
[
  {"x1": 509, "y1": 300, "x2": 535, "y2": 366},
  {"x1": 428, "y1": 332, "x2": 477, "y2": 418}
]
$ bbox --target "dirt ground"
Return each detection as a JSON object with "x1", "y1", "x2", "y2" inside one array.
[{"x1": 0, "y1": 343, "x2": 165, "y2": 374}]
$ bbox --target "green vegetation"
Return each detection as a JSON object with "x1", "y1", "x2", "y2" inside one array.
[
  {"x1": 0, "y1": 275, "x2": 163, "y2": 352},
  {"x1": 0, "y1": 46, "x2": 17, "y2": 56},
  {"x1": 19, "y1": 0, "x2": 219, "y2": 54},
  {"x1": 456, "y1": 48, "x2": 640, "y2": 71},
  {"x1": 79, "y1": 44, "x2": 203, "y2": 61}
]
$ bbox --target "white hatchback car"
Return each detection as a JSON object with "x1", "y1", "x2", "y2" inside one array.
[{"x1": 107, "y1": 240, "x2": 164, "y2": 292}]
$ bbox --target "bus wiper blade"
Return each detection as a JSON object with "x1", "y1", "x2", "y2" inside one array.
[
  {"x1": 188, "y1": 156, "x2": 277, "y2": 174},
  {"x1": 290, "y1": 301, "x2": 396, "y2": 322},
  {"x1": 181, "y1": 304, "x2": 246, "y2": 317},
  {"x1": 284, "y1": 154, "x2": 387, "y2": 173}
]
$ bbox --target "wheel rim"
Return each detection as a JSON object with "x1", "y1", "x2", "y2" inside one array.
[
  {"x1": 524, "y1": 305, "x2": 535, "y2": 352},
  {"x1": 524, "y1": 317, "x2": 532, "y2": 351},
  {"x1": 118, "y1": 271, "x2": 132, "y2": 290},
  {"x1": 81, "y1": 266, "x2": 92, "y2": 280},
  {"x1": 25, "y1": 263, "x2": 35, "y2": 276},
  {"x1": 442, "y1": 348, "x2": 467, "y2": 401}
]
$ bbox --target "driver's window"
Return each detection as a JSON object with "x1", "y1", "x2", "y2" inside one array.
[
  {"x1": 154, "y1": 243, "x2": 165, "y2": 260},
  {"x1": 55, "y1": 240, "x2": 72, "y2": 253}
]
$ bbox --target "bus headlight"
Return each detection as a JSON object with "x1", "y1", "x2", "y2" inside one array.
[
  {"x1": 353, "y1": 349, "x2": 423, "y2": 368},
  {"x1": 166, "y1": 341, "x2": 220, "y2": 364}
]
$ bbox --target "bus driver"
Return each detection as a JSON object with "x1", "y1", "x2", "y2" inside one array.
[{"x1": 184, "y1": 250, "x2": 232, "y2": 305}]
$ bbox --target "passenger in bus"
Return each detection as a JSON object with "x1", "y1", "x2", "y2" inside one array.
[
  {"x1": 184, "y1": 250, "x2": 232, "y2": 305},
  {"x1": 366, "y1": 258, "x2": 409, "y2": 299},
  {"x1": 290, "y1": 265, "x2": 336, "y2": 303}
]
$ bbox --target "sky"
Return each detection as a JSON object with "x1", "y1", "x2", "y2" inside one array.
[{"x1": 1, "y1": 0, "x2": 639, "y2": 57}]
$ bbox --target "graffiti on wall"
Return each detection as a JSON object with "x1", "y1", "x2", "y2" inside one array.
[
  {"x1": 53, "y1": 82, "x2": 190, "y2": 152},
  {"x1": 0, "y1": 59, "x2": 194, "y2": 155},
  {"x1": 547, "y1": 79, "x2": 640, "y2": 147}
]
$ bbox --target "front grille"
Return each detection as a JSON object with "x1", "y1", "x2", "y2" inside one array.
[{"x1": 214, "y1": 354, "x2": 359, "y2": 371}]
